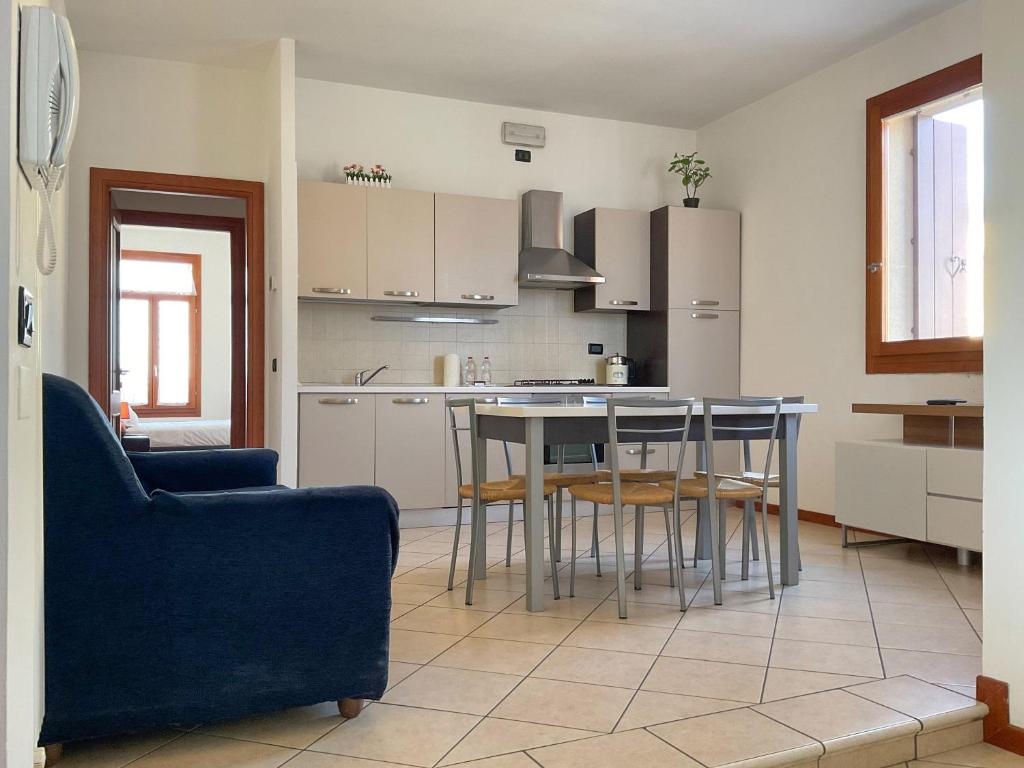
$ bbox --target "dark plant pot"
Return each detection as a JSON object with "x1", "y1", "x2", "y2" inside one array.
[{"x1": 683, "y1": 197, "x2": 700, "y2": 208}]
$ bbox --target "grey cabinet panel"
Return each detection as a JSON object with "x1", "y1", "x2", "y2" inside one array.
[
  {"x1": 376, "y1": 394, "x2": 445, "y2": 509},
  {"x1": 298, "y1": 182, "x2": 367, "y2": 299},
  {"x1": 435, "y1": 193, "x2": 518, "y2": 307},
  {"x1": 367, "y1": 189, "x2": 435, "y2": 303},
  {"x1": 666, "y1": 309, "x2": 740, "y2": 398},
  {"x1": 665, "y1": 207, "x2": 740, "y2": 311},
  {"x1": 298, "y1": 393, "x2": 375, "y2": 487}
]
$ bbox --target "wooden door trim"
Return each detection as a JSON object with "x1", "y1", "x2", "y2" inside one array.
[{"x1": 89, "y1": 168, "x2": 265, "y2": 447}]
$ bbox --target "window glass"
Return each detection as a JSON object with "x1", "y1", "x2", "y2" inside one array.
[
  {"x1": 119, "y1": 298, "x2": 150, "y2": 405},
  {"x1": 120, "y1": 259, "x2": 196, "y2": 295},
  {"x1": 156, "y1": 300, "x2": 191, "y2": 405}
]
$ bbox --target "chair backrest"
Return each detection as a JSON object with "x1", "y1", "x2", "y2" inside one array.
[
  {"x1": 606, "y1": 397, "x2": 697, "y2": 500},
  {"x1": 703, "y1": 396, "x2": 783, "y2": 498},
  {"x1": 42, "y1": 374, "x2": 150, "y2": 517},
  {"x1": 739, "y1": 395, "x2": 804, "y2": 471}
]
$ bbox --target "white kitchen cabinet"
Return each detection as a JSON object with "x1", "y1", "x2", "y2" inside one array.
[
  {"x1": 297, "y1": 182, "x2": 368, "y2": 300},
  {"x1": 375, "y1": 393, "x2": 446, "y2": 509},
  {"x1": 435, "y1": 193, "x2": 518, "y2": 307},
  {"x1": 574, "y1": 207, "x2": 651, "y2": 312},
  {"x1": 664, "y1": 207, "x2": 740, "y2": 311},
  {"x1": 367, "y1": 188, "x2": 435, "y2": 303},
  {"x1": 616, "y1": 442, "x2": 669, "y2": 472},
  {"x1": 666, "y1": 309, "x2": 740, "y2": 398},
  {"x1": 298, "y1": 393, "x2": 375, "y2": 487}
]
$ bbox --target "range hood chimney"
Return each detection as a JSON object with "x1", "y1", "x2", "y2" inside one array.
[{"x1": 518, "y1": 190, "x2": 605, "y2": 289}]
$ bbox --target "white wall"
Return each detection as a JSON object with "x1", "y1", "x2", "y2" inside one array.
[
  {"x1": 696, "y1": 0, "x2": 984, "y2": 517},
  {"x1": 119, "y1": 225, "x2": 233, "y2": 420},
  {"x1": 295, "y1": 79, "x2": 696, "y2": 250},
  {"x1": 982, "y1": 0, "x2": 1024, "y2": 726}
]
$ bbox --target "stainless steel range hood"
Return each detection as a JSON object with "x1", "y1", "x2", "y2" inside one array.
[{"x1": 519, "y1": 190, "x2": 605, "y2": 289}]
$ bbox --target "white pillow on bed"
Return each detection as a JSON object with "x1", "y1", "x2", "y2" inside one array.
[{"x1": 125, "y1": 404, "x2": 141, "y2": 426}]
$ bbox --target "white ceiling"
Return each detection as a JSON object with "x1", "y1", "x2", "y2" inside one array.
[{"x1": 64, "y1": 0, "x2": 965, "y2": 129}]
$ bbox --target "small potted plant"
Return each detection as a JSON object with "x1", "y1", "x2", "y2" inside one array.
[
  {"x1": 343, "y1": 163, "x2": 364, "y2": 185},
  {"x1": 369, "y1": 164, "x2": 392, "y2": 188},
  {"x1": 668, "y1": 151, "x2": 712, "y2": 208}
]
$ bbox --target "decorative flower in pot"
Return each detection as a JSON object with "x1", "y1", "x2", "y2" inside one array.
[
  {"x1": 343, "y1": 162, "x2": 365, "y2": 184},
  {"x1": 369, "y1": 165, "x2": 392, "y2": 188},
  {"x1": 668, "y1": 151, "x2": 712, "y2": 208}
]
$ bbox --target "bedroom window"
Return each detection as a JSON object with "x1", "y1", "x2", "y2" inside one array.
[
  {"x1": 866, "y1": 55, "x2": 983, "y2": 373},
  {"x1": 119, "y1": 251, "x2": 202, "y2": 416}
]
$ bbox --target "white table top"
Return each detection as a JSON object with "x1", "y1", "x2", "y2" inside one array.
[
  {"x1": 298, "y1": 384, "x2": 670, "y2": 395},
  {"x1": 475, "y1": 402, "x2": 819, "y2": 418}
]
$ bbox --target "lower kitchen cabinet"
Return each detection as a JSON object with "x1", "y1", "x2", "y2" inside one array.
[
  {"x1": 298, "y1": 394, "x2": 375, "y2": 488},
  {"x1": 617, "y1": 442, "x2": 669, "y2": 472},
  {"x1": 376, "y1": 393, "x2": 446, "y2": 510},
  {"x1": 666, "y1": 308, "x2": 740, "y2": 397}
]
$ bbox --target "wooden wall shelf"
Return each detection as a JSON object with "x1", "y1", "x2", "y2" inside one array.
[{"x1": 852, "y1": 403, "x2": 983, "y2": 448}]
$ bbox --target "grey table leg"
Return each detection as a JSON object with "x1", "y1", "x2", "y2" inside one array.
[
  {"x1": 695, "y1": 441, "x2": 712, "y2": 560},
  {"x1": 524, "y1": 417, "x2": 546, "y2": 611},
  {"x1": 779, "y1": 413, "x2": 800, "y2": 586},
  {"x1": 472, "y1": 431, "x2": 489, "y2": 581}
]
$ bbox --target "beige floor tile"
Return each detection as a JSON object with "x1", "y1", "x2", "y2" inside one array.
[
  {"x1": 504, "y1": 594, "x2": 603, "y2": 619},
  {"x1": 563, "y1": 620, "x2": 672, "y2": 655},
  {"x1": 438, "y1": 717, "x2": 596, "y2": 766},
  {"x1": 677, "y1": 607, "x2": 777, "y2": 637},
  {"x1": 58, "y1": 730, "x2": 184, "y2": 768},
  {"x1": 916, "y1": 720, "x2": 984, "y2": 757},
  {"x1": 199, "y1": 703, "x2": 346, "y2": 749},
  {"x1": 870, "y1": 602, "x2": 973, "y2": 629},
  {"x1": 387, "y1": 660, "x2": 421, "y2": 689},
  {"x1": 875, "y1": 624, "x2": 982, "y2": 656},
  {"x1": 863, "y1": 568, "x2": 948, "y2": 590},
  {"x1": 754, "y1": 688, "x2": 917, "y2": 751},
  {"x1": 548, "y1": 574, "x2": 618, "y2": 600},
  {"x1": 761, "y1": 668, "x2": 878, "y2": 702},
  {"x1": 446, "y1": 754, "x2": 543, "y2": 768},
  {"x1": 474, "y1": 571, "x2": 530, "y2": 592},
  {"x1": 127, "y1": 733, "x2": 297, "y2": 768},
  {"x1": 880, "y1": 650, "x2": 981, "y2": 687},
  {"x1": 382, "y1": 665, "x2": 521, "y2": 715},
  {"x1": 395, "y1": 567, "x2": 467, "y2": 588},
  {"x1": 398, "y1": 551, "x2": 450, "y2": 568},
  {"x1": 471, "y1": 613, "x2": 580, "y2": 644},
  {"x1": 798, "y1": 563, "x2": 866, "y2": 584},
  {"x1": 942, "y1": 683, "x2": 979, "y2": 699},
  {"x1": 963, "y1": 609, "x2": 983, "y2": 638},
  {"x1": 528, "y1": 728, "x2": 702, "y2": 768},
  {"x1": 392, "y1": 606, "x2": 495, "y2": 635},
  {"x1": 774, "y1": 615, "x2": 878, "y2": 647},
  {"x1": 866, "y1": 584, "x2": 958, "y2": 607},
  {"x1": 819, "y1": 734, "x2": 916, "y2": 768},
  {"x1": 391, "y1": 582, "x2": 449, "y2": 605},
  {"x1": 770, "y1": 638, "x2": 884, "y2": 677},
  {"x1": 845, "y1": 675, "x2": 984, "y2": 731},
  {"x1": 650, "y1": 707, "x2": 823, "y2": 767},
  {"x1": 641, "y1": 656, "x2": 766, "y2": 703},
  {"x1": 432, "y1": 636, "x2": 555, "y2": 676},
  {"x1": 427, "y1": 588, "x2": 524, "y2": 612},
  {"x1": 286, "y1": 752, "x2": 414, "y2": 768},
  {"x1": 662, "y1": 628, "x2": 772, "y2": 666},
  {"x1": 588, "y1": 597, "x2": 686, "y2": 627},
  {"x1": 910, "y1": 742, "x2": 1024, "y2": 768},
  {"x1": 531, "y1": 646, "x2": 656, "y2": 689},
  {"x1": 615, "y1": 690, "x2": 746, "y2": 731},
  {"x1": 687, "y1": 588, "x2": 782, "y2": 615},
  {"x1": 780, "y1": 579, "x2": 867, "y2": 601},
  {"x1": 390, "y1": 602, "x2": 418, "y2": 621},
  {"x1": 490, "y1": 677, "x2": 633, "y2": 732},
  {"x1": 391, "y1": 627, "x2": 460, "y2": 660},
  {"x1": 310, "y1": 703, "x2": 479, "y2": 768},
  {"x1": 780, "y1": 595, "x2": 872, "y2": 622}
]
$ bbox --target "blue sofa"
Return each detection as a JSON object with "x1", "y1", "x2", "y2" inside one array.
[{"x1": 39, "y1": 374, "x2": 400, "y2": 747}]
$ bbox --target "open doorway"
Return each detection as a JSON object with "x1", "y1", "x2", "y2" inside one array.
[{"x1": 89, "y1": 169, "x2": 264, "y2": 448}]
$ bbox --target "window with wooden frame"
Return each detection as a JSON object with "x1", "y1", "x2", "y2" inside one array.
[
  {"x1": 119, "y1": 251, "x2": 202, "y2": 416},
  {"x1": 866, "y1": 54, "x2": 983, "y2": 374}
]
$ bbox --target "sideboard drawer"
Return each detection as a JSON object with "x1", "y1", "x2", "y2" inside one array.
[
  {"x1": 927, "y1": 495, "x2": 982, "y2": 551},
  {"x1": 926, "y1": 446, "x2": 983, "y2": 500}
]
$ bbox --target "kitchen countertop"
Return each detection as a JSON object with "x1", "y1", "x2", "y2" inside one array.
[{"x1": 298, "y1": 383, "x2": 670, "y2": 395}]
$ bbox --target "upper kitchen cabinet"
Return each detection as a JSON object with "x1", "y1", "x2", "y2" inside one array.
[
  {"x1": 366, "y1": 188, "x2": 435, "y2": 303},
  {"x1": 434, "y1": 193, "x2": 518, "y2": 307},
  {"x1": 573, "y1": 207, "x2": 651, "y2": 312},
  {"x1": 298, "y1": 181, "x2": 368, "y2": 299},
  {"x1": 653, "y1": 206, "x2": 740, "y2": 311}
]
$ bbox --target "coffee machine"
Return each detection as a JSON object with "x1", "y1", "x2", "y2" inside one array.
[{"x1": 605, "y1": 353, "x2": 636, "y2": 386}]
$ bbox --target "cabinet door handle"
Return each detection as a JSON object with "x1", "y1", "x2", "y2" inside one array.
[
  {"x1": 318, "y1": 397, "x2": 359, "y2": 405},
  {"x1": 384, "y1": 290, "x2": 419, "y2": 298},
  {"x1": 312, "y1": 287, "x2": 352, "y2": 295},
  {"x1": 461, "y1": 293, "x2": 495, "y2": 301},
  {"x1": 691, "y1": 299, "x2": 719, "y2": 306},
  {"x1": 393, "y1": 397, "x2": 429, "y2": 404},
  {"x1": 691, "y1": 312, "x2": 720, "y2": 319},
  {"x1": 609, "y1": 300, "x2": 639, "y2": 306},
  {"x1": 625, "y1": 447, "x2": 656, "y2": 456}
]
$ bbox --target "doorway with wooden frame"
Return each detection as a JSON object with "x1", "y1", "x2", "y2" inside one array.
[{"x1": 89, "y1": 168, "x2": 265, "y2": 448}]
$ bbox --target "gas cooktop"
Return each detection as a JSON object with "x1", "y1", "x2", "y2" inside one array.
[{"x1": 513, "y1": 378, "x2": 598, "y2": 386}]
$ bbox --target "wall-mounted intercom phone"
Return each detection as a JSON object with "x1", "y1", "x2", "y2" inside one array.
[{"x1": 19, "y1": 5, "x2": 79, "y2": 276}]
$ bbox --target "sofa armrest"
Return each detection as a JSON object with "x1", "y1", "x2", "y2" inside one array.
[{"x1": 128, "y1": 448, "x2": 279, "y2": 494}]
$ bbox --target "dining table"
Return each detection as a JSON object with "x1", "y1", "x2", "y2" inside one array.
[{"x1": 470, "y1": 398, "x2": 818, "y2": 611}]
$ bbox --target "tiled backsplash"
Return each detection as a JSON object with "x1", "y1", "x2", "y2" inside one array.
[{"x1": 298, "y1": 289, "x2": 627, "y2": 385}]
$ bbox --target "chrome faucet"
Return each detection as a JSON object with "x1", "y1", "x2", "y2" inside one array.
[{"x1": 354, "y1": 365, "x2": 389, "y2": 386}]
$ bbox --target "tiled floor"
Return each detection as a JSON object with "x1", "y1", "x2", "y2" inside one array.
[{"x1": 61, "y1": 506, "x2": 988, "y2": 768}]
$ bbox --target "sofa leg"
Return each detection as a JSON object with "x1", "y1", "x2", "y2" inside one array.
[
  {"x1": 45, "y1": 744, "x2": 63, "y2": 766},
  {"x1": 338, "y1": 698, "x2": 364, "y2": 719}
]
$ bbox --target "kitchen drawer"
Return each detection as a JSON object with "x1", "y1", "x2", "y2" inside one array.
[
  {"x1": 298, "y1": 394, "x2": 375, "y2": 488},
  {"x1": 616, "y1": 442, "x2": 669, "y2": 472},
  {"x1": 376, "y1": 394, "x2": 445, "y2": 509},
  {"x1": 835, "y1": 440, "x2": 927, "y2": 540},
  {"x1": 927, "y1": 495, "x2": 982, "y2": 551},
  {"x1": 927, "y1": 446, "x2": 983, "y2": 500}
]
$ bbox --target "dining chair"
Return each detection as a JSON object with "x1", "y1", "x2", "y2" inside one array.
[
  {"x1": 567, "y1": 397, "x2": 697, "y2": 618},
  {"x1": 446, "y1": 399, "x2": 561, "y2": 606},
  {"x1": 662, "y1": 397, "x2": 783, "y2": 599}
]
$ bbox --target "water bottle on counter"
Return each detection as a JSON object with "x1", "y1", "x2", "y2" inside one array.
[
  {"x1": 464, "y1": 356, "x2": 477, "y2": 385},
  {"x1": 480, "y1": 356, "x2": 492, "y2": 385}
]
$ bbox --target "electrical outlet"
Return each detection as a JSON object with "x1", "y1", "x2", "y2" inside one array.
[
  {"x1": 515, "y1": 149, "x2": 531, "y2": 162},
  {"x1": 588, "y1": 343, "x2": 604, "y2": 355}
]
